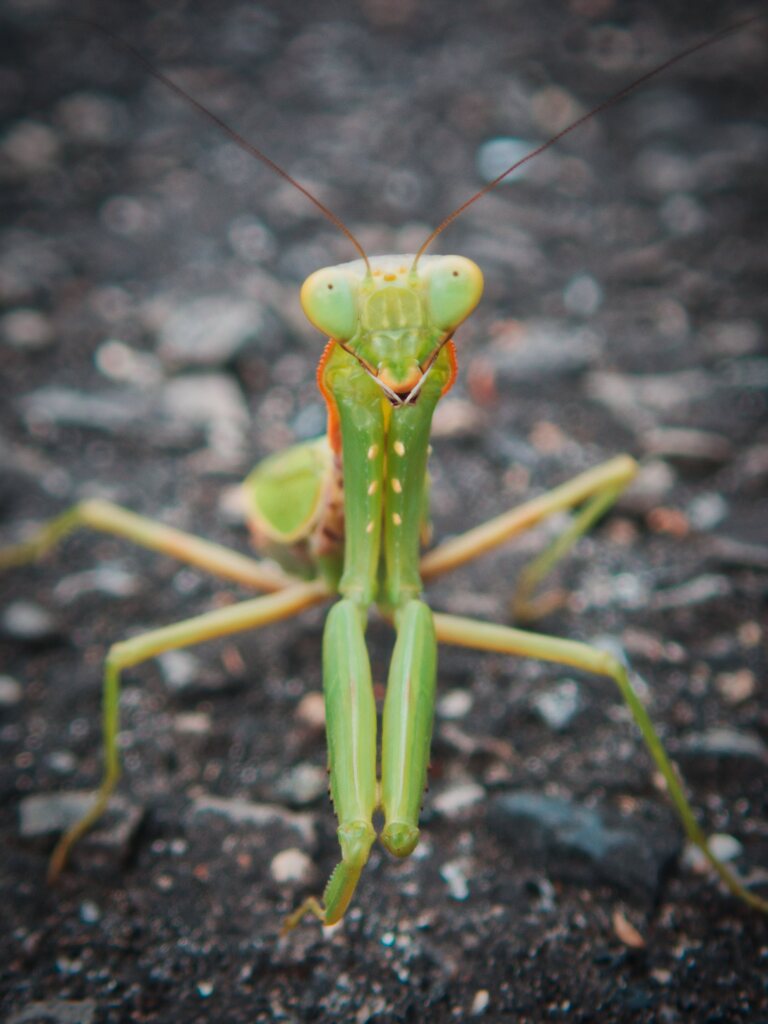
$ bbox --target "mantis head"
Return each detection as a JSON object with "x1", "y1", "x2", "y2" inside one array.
[{"x1": 300, "y1": 254, "x2": 484, "y2": 404}]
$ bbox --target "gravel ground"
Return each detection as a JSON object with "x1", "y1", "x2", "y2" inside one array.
[{"x1": 1, "y1": 2, "x2": 767, "y2": 1022}]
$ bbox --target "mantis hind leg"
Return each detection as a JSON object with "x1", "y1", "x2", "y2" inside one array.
[
  {"x1": 47, "y1": 580, "x2": 329, "y2": 881},
  {"x1": 420, "y1": 455, "x2": 638, "y2": 619},
  {"x1": 0, "y1": 498, "x2": 292, "y2": 591},
  {"x1": 433, "y1": 612, "x2": 768, "y2": 914}
]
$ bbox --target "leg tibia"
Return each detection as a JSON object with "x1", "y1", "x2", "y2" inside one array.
[
  {"x1": 433, "y1": 612, "x2": 768, "y2": 914},
  {"x1": 48, "y1": 654, "x2": 122, "y2": 882}
]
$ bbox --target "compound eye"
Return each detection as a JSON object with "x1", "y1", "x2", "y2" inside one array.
[
  {"x1": 424, "y1": 256, "x2": 483, "y2": 332},
  {"x1": 300, "y1": 267, "x2": 358, "y2": 341}
]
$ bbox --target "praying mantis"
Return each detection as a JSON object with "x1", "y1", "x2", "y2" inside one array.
[{"x1": 2, "y1": 19, "x2": 766, "y2": 934}]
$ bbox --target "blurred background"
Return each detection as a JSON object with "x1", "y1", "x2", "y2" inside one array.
[{"x1": 1, "y1": 2, "x2": 767, "y2": 1021}]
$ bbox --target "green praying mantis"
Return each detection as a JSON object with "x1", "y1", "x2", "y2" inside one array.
[{"x1": 2, "y1": 20, "x2": 766, "y2": 933}]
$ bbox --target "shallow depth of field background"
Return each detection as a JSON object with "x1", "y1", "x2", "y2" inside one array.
[{"x1": 1, "y1": 2, "x2": 767, "y2": 1022}]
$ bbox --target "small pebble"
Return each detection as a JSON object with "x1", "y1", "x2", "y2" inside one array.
[
  {"x1": 0, "y1": 228, "x2": 68, "y2": 304},
  {"x1": 476, "y1": 137, "x2": 540, "y2": 183},
  {"x1": 191, "y1": 795, "x2": 315, "y2": 844},
  {"x1": 586, "y1": 370, "x2": 713, "y2": 432},
  {"x1": 158, "y1": 650, "x2": 201, "y2": 691},
  {"x1": 575, "y1": 570, "x2": 649, "y2": 611},
  {"x1": 23, "y1": 386, "x2": 149, "y2": 432},
  {"x1": 529, "y1": 420, "x2": 568, "y2": 454},
  {"x1": 646, "y1": 506, "x2": 690, "y2": 537},
  {"x1": 54, "y1": 91, "x2": 127, "y2": 143},
  {"x1": 431, "y1": 398, "x2": 484, "y2": 439},
  {"x1": 440, "y1": 859, "x2": 470, "y2": 901},
  {"x1": 470, "y1": 989, "x2": 490, "y2": 1016},
  {"x1": 0, "y1": 675, "x2": 22, "y2": 706},
  {"x1": 489, "y1": 321, "x2": 602, "y2": 382},
  {"x1": 1, "y1": 600, "x2": 58, "y2": 642},
  {"x1": 55, "y1": 956, "x2": 82, "y2": 975},
  {"x1": 715, "y1": 669, "x2": 755, "y2": 705},
  {"x1": 162, "y1": 373, "x2": 249, "y2": 458},
  {"x1": 623, "y1": 460, "x2": 676, "y2": 511},
  {"x1": 227, "y1": 215, "x2": 277, "y2": 264},
  {"x1": 270, "y1": 847, "x2": 315, "y2": 885},
  {"x1": 218, "y1": 483, "x2": 248, "y2": 525},
  {"x1": 654, "y1": 298, "x2": 689, "y2": 341},
  {"x1": 659, "y1": 192, "x2": 706, "y2": 236},
  {"x1": 643, "y1": 428, "x2": 732, "y2": 466},
  {"x1": 295, "y1": 692, "x2": 325, "y2": 730},
  {"x1": 79, "y1": 900, "x2": 101, "y2": 924},
  {"x1": 634, "y1": 146, "x2": 695, "y2": 193},
  {"x1": 686, "y1": 492, "x2": 728, "y2": 531},
  {"x1": 677, "y1": 728, "x2": 767, "y2": 762},
  {"x1": 274, "y1": 763, "x2": 327, "y2": 806},
  {"x1": 433, "y1": 782, "x2": 485, "y2": 819},
  {"x1": 196, "y1": 982, "x2": 215, "y2": 999},
  {"x1": 89, "y1": 285, "x2": 134, "y2": 323},
  {"x1": 6, "y1": 1001, "x2": 96, "y2": 1024},
  {"x1": 46, "y1": 751, "x2": 77, "y2": 774},
  {"x1": 532, "y1": 680, "x2": 580, "y2": 732},
  {"x1": 95, "y1": 340, "x2": 162, "y2": 386},
  {"x1": 532, "y1": 85, "x2": 581, "y2": 134},
  {"x1": 101, "y1": 195, "x2": 155, "y2": 238},
  {"x1": 437, "y1": 689, "x2": 472, "y2": 720},
  {"x1": 173, "y1": 712, "x2": 211, "y2": 735},
  {"x1": 683, "y1": 834, "x2": 743, "y2": 874},
  {"x1": 563, "y1": 273, "x2": 602, "y2": 316},
  {"x1": 1, "y1": 308, "x2": 54, "y2": 349},
  {"x1": 612, "y1": 908, "x2": 646, "y2": 949},
  {"x1": 738, "y1": 622, "x2": 762, "y2": 648},
  {"x1": 2, "y1": 119, "x2": 59, "y2": 171},
  {"x1": 18, "y1": 791, "x2": 129, "y2": 836},
  {"x1": 158, "y1": 297, "x2": 263, "y2": 367},
  {"x1": 652, "y1": 575, "x2": 731, "y2": 611},
  {"x1": 707, "y1": 319, "x2": 762, "y2": 357},
  {"x1": 54, "y1": 565, "x2": 142, "y2": 601}
]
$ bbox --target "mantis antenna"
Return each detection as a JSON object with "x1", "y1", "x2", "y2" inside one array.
[
  {"x1": 69, "y1": 18, "x2": 371, "y2": 273},
  {"x1": 411, "y1": 16, "x2": 759, "y2": 269}
]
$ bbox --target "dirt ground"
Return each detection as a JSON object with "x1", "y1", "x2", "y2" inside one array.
[{"x1": 1, "y1": 2, "x2": 767, "y2": 1022}]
